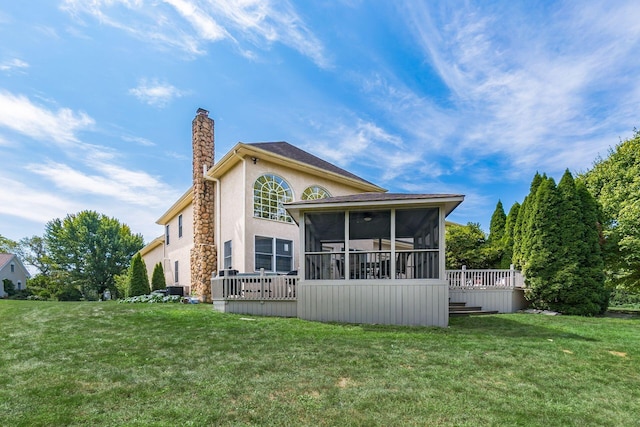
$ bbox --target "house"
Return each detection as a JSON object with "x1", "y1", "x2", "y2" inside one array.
[
  {"x1": 0, "y1": 253, "x2": 30, "y2": 297},
  {"x1": 144, "y1": 109, "x2": 526, "y2": 326},
  {"x1": 140, "y1": 108, "x2": 385, "y2": 300}
]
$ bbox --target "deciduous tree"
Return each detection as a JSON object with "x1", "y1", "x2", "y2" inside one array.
[
  {"x1": 44, "y1": 210, "x2": 144, "y2": 298},
  {"x1": 581, "y1": 130, "x2": 640, "y2": 291}
]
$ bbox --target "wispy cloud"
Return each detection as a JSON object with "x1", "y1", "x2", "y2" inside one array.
[
  {"x1": 26, "y1": 159, "x2": 177, "y2": 208},
  {"x1": 0, "y1": 90, "x2": 94, "y2": 145},
  {"x1": 129, "y1": 78, "x2": 186, "y2": 107},
  {"x1": 0, "y1": 58, "x2": 29, "y2": 73},
  {"x1": 122, "y1": 135, "x2": 155, "y2": 147},
  {"x1": 60, "y1": 0, "x2": 329, "y2": 67},
  {"x1": 0, "y1": 176, "x2": 81, "y2": 224},
  {"x1": 394, "y1": 1, "x2": 640, "y2": 177}
]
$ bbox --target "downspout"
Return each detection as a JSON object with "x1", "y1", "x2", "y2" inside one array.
[{"x1": 203, "y1": 164, "x2": 221, "y2": 273}]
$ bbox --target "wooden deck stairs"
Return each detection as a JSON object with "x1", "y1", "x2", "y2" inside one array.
[{"x1": 449, "y1": 301, "x2": 499, "y2": 317}]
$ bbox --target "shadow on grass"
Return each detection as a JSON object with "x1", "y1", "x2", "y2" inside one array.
[
  {"x1": 349, "y1": 314, "x2": 599, "y2": 342},
  {"x1": 448, "y1": 314, "x2": 599, "y2": 342}
]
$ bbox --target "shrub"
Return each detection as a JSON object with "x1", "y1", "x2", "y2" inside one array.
[
  {"x1": 118, "y1": 294, "x2": 182, "y2": 304},
  {"x1": 55, "y1": 285, "x2": 83, "y2": 301},
  {"x1": 151, "y1": 263, "x2": 166, "y2": 291},
  {"x1": 9, "y1": 289, "x2": 32, "y2": 300},
  {"x1": 609, "y1": 289, "x2": 640, "y2": 309}
]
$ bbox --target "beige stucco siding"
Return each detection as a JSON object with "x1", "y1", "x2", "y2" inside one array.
[
  {"x1": 140, "y1": 241, "x2": 164, "y2": 285},
  {"x1": 217, "y1": 157, "x2": 246, "y2": 273},
  {"x1": 163, "y1": 203, "x2": 194, "y2": 292},
  {"x1": 238, "y1": 158, "x2": 379, "y2": 274}
]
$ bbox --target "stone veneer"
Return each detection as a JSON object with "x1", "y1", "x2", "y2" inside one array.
[{"x1": 190, "y1": 108, "x2": 217, "y2": 302}]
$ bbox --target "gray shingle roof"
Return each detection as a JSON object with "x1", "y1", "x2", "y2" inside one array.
[
  {"x1": 247, "y1": 142, "x2": 377, "y2": 186},
  {"x1": 288, "y1": 192, "x2": 464, "y2": 205}
]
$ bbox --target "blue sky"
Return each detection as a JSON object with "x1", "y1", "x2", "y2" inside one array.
[{"x1": 1, "y1": 1, "x2": 639, "y2": 244}]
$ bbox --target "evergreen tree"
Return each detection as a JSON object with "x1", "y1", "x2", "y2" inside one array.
[
  {"x1": 575, "y1": 181, "x2": 609, "y2": 313},
  {"x1": 523, "y1": 176, "x2": 562, "y2": 309},
  {"x1": 128, "y1": 253, "x2": 150, "y2": 297},
  {"x1": 513, "y1": 173, "x2": 544, "y2": 269},
  {"x1": 151, "y1": 262, "x2": 166, "y2": 291},
  {"x1": 522, "y1": 170, "x2": 608, "y2": 315},
  {"x1": 488, "y1": 200, "x2": 507, "y2": 243},
  {"x1": 500, "y1": 202, "x2": 520, "y2": 268}
]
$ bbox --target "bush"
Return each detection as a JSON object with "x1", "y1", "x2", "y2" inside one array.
[
  {"x1": 118, "y1": 293, "x2": 182, "y2": 304},
  {"x1": 609, "y1": 289, "x2": 640, "y2": 309},
  {"x1": 55, "y1": 285, "x2": 83, "y2": 301},
  {"x1": 8, "y1": 289, "x2": 32, "y2": 300}
]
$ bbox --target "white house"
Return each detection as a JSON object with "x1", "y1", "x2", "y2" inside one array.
[{"x1": 0, "y1": 253, "x2": 30, "y2": 297}]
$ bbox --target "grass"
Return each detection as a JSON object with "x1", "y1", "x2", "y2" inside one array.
[{"x1": 1, "y1": 301, "x2": 638, "y2": 426}]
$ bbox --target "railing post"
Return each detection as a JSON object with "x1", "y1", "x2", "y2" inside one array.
[
  {"x1": 510, "y1": 264, "x2": 515, "y2": 288},
  {"x1": 461, "y1": 265, "x2": 467, "y2": 288}
]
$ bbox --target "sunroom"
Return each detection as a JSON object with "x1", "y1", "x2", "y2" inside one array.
[{"x1": 286, "y1": 192, "x2": 464, "y2": 327}]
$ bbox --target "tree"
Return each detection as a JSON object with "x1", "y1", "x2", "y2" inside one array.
[
  {"x1": 128, "y1": 253, "x2": 150, "y2": 297},
  {"x1": 488, "y1": 200, "x2": 507, "y2": 243},
  {"x1": 16, "y1": 236, "x2": 51, "y2": 275},
  {"x1": 520, "y1": 171, "x2": 608, "y2": 315},
  {"x1": 44, "y1": 210, "x2": 144, "y2": 298},
  {"x1": 512, "y1": 173, "x2": 544, "y2": 269},
  {"x1": 581, "y1": 130, "x2": 640, "y2": 292},
  {"x1": 151, "y1": 263, "x2": 166, "y2": 291},
  {"x1": 0, "y1": 235, "x2": 17, "y2": 253},
  {"x1": 446, "y1": 223, "x2": 492, "y2": 269},
  {"x1": 522, "y1": 176, "x2": 562, "y2": 308},
  {"x1": 500, "y1": 202, "x2": 520, "y2": 268}
]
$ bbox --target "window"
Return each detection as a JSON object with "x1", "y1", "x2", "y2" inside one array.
[
  {"x1": 10, "y1": 263, "x2": 15, "y2": 273},
  {"x1": 255, "y1": 236, "x2": 293, "y2": 273},
  {"x1": 224, "y1": 240, "x2": 232, "y2": 269},
  {"x1": 301, "y1": 185, "x2": 331, "y2": 200},
  {"x1": 178, "y1": 214, "x2": 183, "y2": 238},
  {"x1": 165, "y1": 225, "x2": 170, "y2": 245},
  {"x1": 253, "y1": 174, "x2": 293, "y2": 223},
  {"x1": 174, "y1": 261, "x2": 179, "y2": 284}
]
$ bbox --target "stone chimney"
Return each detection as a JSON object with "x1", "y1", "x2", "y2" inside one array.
[{"x1": 190, "y1": 108, "x2": 216, "y2": 302}]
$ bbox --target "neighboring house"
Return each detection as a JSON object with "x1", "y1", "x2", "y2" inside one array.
[
  {"x1": 0, "y1": 253, "x2": 30, "y2": 297},
  {"x1": 140, "y1": 109, "x2": 385, "y2": 298}
]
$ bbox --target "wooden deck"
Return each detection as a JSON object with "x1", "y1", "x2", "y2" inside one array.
[{"x1": 211, "y1": 267, "x2": 528, "y2": 325}]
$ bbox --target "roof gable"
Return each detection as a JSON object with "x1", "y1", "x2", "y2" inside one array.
[{"x1": 247, "y1": 142, "x2": 376, "y2": 186}]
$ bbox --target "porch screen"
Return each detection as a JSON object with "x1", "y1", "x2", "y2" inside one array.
[
  {"x1": 304, "y1": 212, "x2": 345, "y2": 280},
  {"x1": 395, "y1": 208, "x2": 439, "y2": 279}
]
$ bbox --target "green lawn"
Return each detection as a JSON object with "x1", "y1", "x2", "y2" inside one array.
[{"x1": 1, "y1": 301, "x2": 638, "y2": 426}]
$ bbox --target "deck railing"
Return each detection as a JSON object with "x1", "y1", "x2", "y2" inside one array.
[
  {"x1": 211, "y1": 273, "x2": 298, "y2": 301},
  {"x1": 211, "y1": 266, "x2": 524, "y2": 302},
  {"x1": 447, "y1": 265, "x2": 524, "y2": 289}
]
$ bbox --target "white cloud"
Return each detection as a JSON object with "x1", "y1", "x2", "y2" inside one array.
[
  {"x1": 0, "y1": 176, "x2": 81, "y2": 224},
  {"x1": 394, "y1": 1, "x2": 640, "y2": 178},
  {"x1": 0, "y1": 91, "x2": 94, "y2": 146},
  {"x1": 60, "y1": 0, "x2": 329, "y2": 67},
  {"x1": 0, "y1": 58, "x2": 29, "y2": 72},
  {"x1": 26, "y1": 159, "x2": 178, "y2": 208},
  {"x1": 164, "y1": 0, "x2": 228, "y2": 41},
  {"x1": 122, "y1": 135, "x2": 155, "y2": 147},
  {"x1": 129, "y1": 78, "x2": 186, "y2": 107}
]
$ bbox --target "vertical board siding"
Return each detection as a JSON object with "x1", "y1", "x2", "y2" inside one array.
[{"x1": 297, "y1": 280, "x2": 448, "y2": 327}]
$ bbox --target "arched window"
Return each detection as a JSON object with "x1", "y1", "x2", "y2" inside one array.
[
  {"x1": 302, "y1": 185, "x2": 331, "y2": 200},
  {"x1": 253, "y1": 174, "x2": 293, "y2": 223}
]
